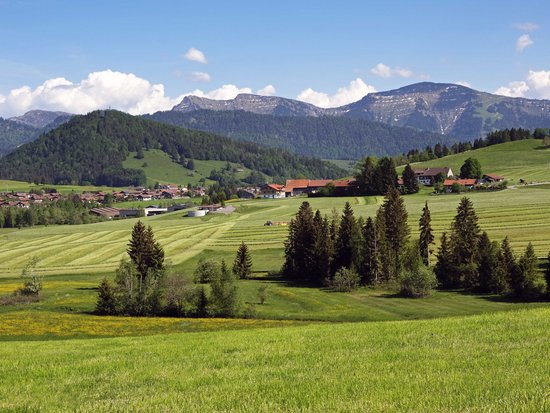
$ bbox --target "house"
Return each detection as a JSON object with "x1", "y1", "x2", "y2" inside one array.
[
  {"x1": 284, "y1": 179, "x2": 310, "y2": 197},
  {"x1": 90, "y1": 207, "x2": 121, "y2": 219},
  {"x1": 443, "y1": 179, "x2": 477, "y2": 191},
  {"x1": 482, "y1": 173, "x2": 504, "y2": 183},
  {"x1": 413, "y1": 167, "x2": 454, "y2": 186},
  {"x1": 260, "y1": 184, "x2": 285, "y2": 199}
]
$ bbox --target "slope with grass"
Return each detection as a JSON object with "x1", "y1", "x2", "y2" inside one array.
[
  {"x1": 1, "y1": 308, "x2": 548, "y2": 412},
  {"x1": 405, "y1": 139, "x2": 550, "y2": 183}
]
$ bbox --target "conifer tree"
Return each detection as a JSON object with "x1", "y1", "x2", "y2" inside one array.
[
  {"x1": 210, "y1": 260, "x2": 239, "y2": 317},
  {"x1": 449, "y1": 197, "x2": 479, "y2": 287},
  {"x1": 434, "y1": 232, "x2": 454, "y2": 288},
  {"x1": 362, "y1": 217, "x2": 381, "y2": 284},
  {"x1": 232, "y1": 241, "x2": 253, "y2": 279},
  {"x1": 333, "y1": 202, "x2": 358, "y2": 272},
  {"x1": 475, "y1": 232, "x2": 496, "y2": 292},
  {"x1": 382, "y1": 187, "x2": 409, "y2": 280},
  {"x1": 402, "y1": 164, "x2": 419, "y2": 194},
  {"x1": 127, "y1": 221, "x2": 165, "y2": 289},
  {"x1": 195, "y1": 286, "x2": 209, "y2": 317},
  {"x1": 375, "y1": 205, "x2": 391, "y2": 282},
  {"x1": 312, "y1": 211, "x2": 333, "y2": 284},
  {"x1": 95, "y1": 278, "x2": 117, "y2": 315},
  {"x1": 355, "y1": 156, "x2": 377, "y2": 195},
  {"x1": 500, "y1": 236, "x2": 516, "y2": 289},
  {"x1": 512, "y1": 243, "x2": 539, "y2": 298},
  {"x1": 419, "y1": 201, "x2": 434, "y2": 266},
  {"x1": 374, "y1": 157, "x2": 398, "y2": 195},
  {"x1": 282, "y1": 201, "x2": 315, "y2": 279}
]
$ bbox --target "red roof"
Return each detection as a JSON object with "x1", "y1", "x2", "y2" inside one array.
[
  {"x1": 483, "y1": 173, "x2": 504, "y2": 180},
  {"x1": 443, "y1": 179, "x2": 476, "y2": 186},
  {"x1": 285, "y1": 179, "x2": 309, "y2": 189},
  {"x1": 307, "y1": 180, "x2": 333, "y2": 187},
  {"x1": 265, "y1": 184, "x2": 284, "y2": 191}
]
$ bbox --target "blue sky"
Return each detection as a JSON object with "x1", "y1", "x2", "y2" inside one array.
[{"x1": 0, "y1": 0, "x2": 549, "y2": 116}]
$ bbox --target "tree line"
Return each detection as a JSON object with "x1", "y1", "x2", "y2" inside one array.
[
  {"x1": 282, "y1": 194, "x2": 550, "y2": 299},
  {"x1": 96, "y1": 223, "x2": 256, "y2": 317}
]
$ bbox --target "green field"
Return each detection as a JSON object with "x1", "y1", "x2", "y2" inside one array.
[
  {"x1": 0, "y1": 179, "x2": 124, "y2": 195},
  {"x1": 1, "y1": 171, "x2": 550, "y2": 410},
  {"x1": 1, "y1": 308, "x2": 548, "y2": 412},
  {"x1": 405, "y1": 139, "x2": 550, "y2": 184},
  {"x1": 123, "y1": 149, "x2": 259, "y2": 186}
]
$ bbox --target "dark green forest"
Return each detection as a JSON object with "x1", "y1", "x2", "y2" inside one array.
[
  {"x1": 0, "y1": 110, "x2": 346, "y2": 186},
  {"x1": 146, "y1": 110, "x2": 454, "y2": 159}
]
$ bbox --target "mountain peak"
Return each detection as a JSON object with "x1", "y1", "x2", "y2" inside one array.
[{"x1": 9, "y1": 109, "x2": 72, "y2": 129}]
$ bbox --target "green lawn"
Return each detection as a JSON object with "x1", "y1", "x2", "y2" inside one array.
[
  {"x1": 1, "y1": 308, "x2": 548, "y2": 412},
  {"x1": 0, "y1": 179, "x2": 125, "y2": 194},
  {"x1": 122, "y1": 149, "x2": 259, "y2": 186},
  {"x1": 404, "y1": 139, "x2": 550, "y2": 184}
]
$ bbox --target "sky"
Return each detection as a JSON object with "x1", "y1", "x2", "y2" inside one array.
[{"x1": 0, "y1": 0, "x2": 549, "y2": 117}]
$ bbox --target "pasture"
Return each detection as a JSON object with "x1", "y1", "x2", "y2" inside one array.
[
  {"x1": 0, "y1": 308, "x2": 548, "y2": 412},
  {"x1": 406, "y1": 139, "x2": 550, "y2": 184}
]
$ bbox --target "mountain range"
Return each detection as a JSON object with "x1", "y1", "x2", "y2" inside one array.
[{"x1": 2, "y1": 82, "x2": 550, "y2": 160}]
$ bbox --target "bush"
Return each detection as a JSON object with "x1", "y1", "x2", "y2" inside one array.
[
  {"x1": 330, "y1": 267, "x2": 360, "y2": 292},
  {"x1": 19, "y1": 257, "x2": 42, "y2": 296},
  {"x1": 400, "y1": 266, "x2": 437, "y2": 298},
  {"x1": 95, "y1": 278, "x2": 117, "y2": 315},
  {"x1": 194, "y1": 259, "x2": 221, "y2": 283},
  {"x1": 242, "y1": 303, "x2": 257, "y2": 319}
]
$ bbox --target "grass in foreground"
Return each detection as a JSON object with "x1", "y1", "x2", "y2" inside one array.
[{"x1": 0, "y1": 308, "x2": 548, "y2": 412}]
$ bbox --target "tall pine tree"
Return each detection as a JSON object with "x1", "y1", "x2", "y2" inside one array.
[
  {"x1": 127, "y1": 221, "x2": 165, "y2": 290},
  {"x1": 312, "y1": 211, "x2": 333, "y2": 284},
  {"x1": 418, "y1": 201, "x2": 434, "y2": 266},
  {"x1": 333, "y1": 202, "x2": 358, "y2": 272},
  {"x1": 402, "y1": 164, "x2": 419, "y2": 194},
  {"x1": 434, "y1": 232, "x2": 454, "y2": 289},
  {"x1": 362, "y1": 217, "x2": 382, "y2": 284},
  {"x1": 232, "y1": 241, "x2": 253, "y2": 279},
  {"x1": 282, "y1": 201, "x2": 316, "y2": 280},
  {"x1": 382, "y1": 187, "x2": 410, "y2": 280}
]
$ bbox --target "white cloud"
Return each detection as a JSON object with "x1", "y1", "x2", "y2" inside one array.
[
  {"x1": 296, "y1": 78, "x2": 377, "y2": 108},
  {"x1": 186, "y1": 84, "x2": 252, "y2": 100},
  {"x1": 514, "y1": 22, "x2": 539, "y2": 31},
  {"x1": 495, "y1": 81, "x2": 529, "y2": 97},
  {"x1": 456, "y1": 80, "x2": 472, "y2": 88},
  {"x1": 516, "y1": 34, "x2": 534, "y2": 52},
  {"x1": 190, "y1": 71, "x2": 211, "y2": 82},
  {"x1": 370, "y1": 63, "x2": 413, "y2": 78},
  {"x1": 257, "y1": 84, "x2": 277, "y2": 96},
  {"x1": 495, "y1": 70, "x2": 550, "y2": 98},
  {"x1": 184, "y1": 47, "x2": 207, "y2": 64},
  {"x1": 0, "y1": 69, "x2": 184, "y2": 117}
]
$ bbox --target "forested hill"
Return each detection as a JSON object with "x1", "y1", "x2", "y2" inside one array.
[
  {"x1": 0, "y1": 110, "x2": 346, "y2": 186},
  {"x1": 146, "y1": 109, "x2": 453, "y2": 159}
]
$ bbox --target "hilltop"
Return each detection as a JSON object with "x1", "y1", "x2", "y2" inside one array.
[
  {"x1": 0, "y1": 110, "x2": 345, "y2": 186},
  {"x1": 404, "y1": 138, "x2": 550, "y2": 184}
]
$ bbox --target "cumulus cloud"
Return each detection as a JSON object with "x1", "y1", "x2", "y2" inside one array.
[
  {"x1": 185, "y1": 84, "x2": 252, "y2": 100},
  {"x1": 370, "y1": 63, "x2": 413, "y2": 78},
  {"x1": 296, "y1": 78, "x2": 377, "y2": 108},
  {"x1": 0, "y1": 70, "x2": 184, "y2": 117},
  {"x1": 495, "y1": 70, "x2": 550, "y2": 98},
  {"x1": 184, "y1": 47, "x2": 207, "y2": 64},
  {"x1": 514, "y1": 22, "x2": 539, "y2": 31},
  {"x1": 516, "y1": 34, "x2": 534, "y2": 52},
  {"x1": 190, "y1": 71, "x2": 211, "y2": 82},
  {"x1": 257, "y1": 84, "x2": 276, "y2": 96}
]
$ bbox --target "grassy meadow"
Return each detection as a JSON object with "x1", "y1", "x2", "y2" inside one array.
[
  {"x1": 0, "y1": 308, "x2": 548, "y2": 412},
  {"x1": 1, "y1": 152, "x2": 550, "y2": 411},
  {"x1": 406, "y1": 139, "x2": 550, "y2": 184}
]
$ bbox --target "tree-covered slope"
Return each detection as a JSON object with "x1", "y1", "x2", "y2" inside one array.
[
  {"x1": 0, "y1": 110, "x2": 346, "y2": 186},
  {"x1": 146, "y1": 109, "x2": 453, "y2": 159}
]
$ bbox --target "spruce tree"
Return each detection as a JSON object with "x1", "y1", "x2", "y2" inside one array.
[
  {"x1": 282, "y1": 202, "x2": 315, "y2": 279},
  {"x1": 402, "y1": 164, "x2": 419, "y2": 194},
  {"x1": 374, "y1": 157, "x2": 398, "y2": 195},
  {"x1": 333, "y1": 202, "x2": 358, "y2": 272},
  {"x1": 434, "y1": 232, "x2": 454, "y2": 289},
  {"x1": 375, "y1": 205, "x2": 391, "y2": 282},
  {"x1": 210, "y1": 260, "x2": 239, "y2": 317},
  {"x1": 418, "y1": 201, "x2": 434, "y2": 266},
  {"x1": 127, "y1": 221, "x2": 165, "y2": 288},
  {"x1": 95, "y1": 278, "x2": 117, "y2": 315},
  {"x1": 355, "y1": 156, "x2": 377, "y2": 195},
  {"x1": 382, "y1": 187, "x2": 410, "y2": 280},
  {"x1": 232, "y1": 241, "x2": 253, "y2": 279},
  {"x1": 475, "y1": 232, "x2": 495, "y2": 292},
  {"x1": 362, "y1": 217, "x2": 381, "y2": 284},
  {"x1": 312, "y1": 211, "x2": 333, "y2": 284},
  {"x1": 500, "y1": 236, "x2": 517, "y2": 289},
  {"x1": 449, "y1": 197, "x2": 479, "y2": 287},
  {"x1": 512, "y1": 243, "x2": 539, "y2": 299}
]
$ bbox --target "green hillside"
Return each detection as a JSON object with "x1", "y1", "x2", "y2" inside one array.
[
  {"x1": 0, "y1": 110, "x2": 345, "y2": 186},
  {"x1": 122, "y1": 149, "x2": 262, "y2": 186},
  {"x1": 1, "y1": 308, "x2": 548, "y2": 411},
  {"x1": 405, "y1": 139, "x2": 550, "y2": 183}
]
